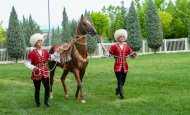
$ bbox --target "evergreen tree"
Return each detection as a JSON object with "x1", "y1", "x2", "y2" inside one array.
[
  {"x1": 70, "y1": 19, "x2": 77, "y2": 37},
  {"x1": 146, "y1": 0, "x2": 163, "y2": 53},
  {"x1": 126, "y1": 1, "x2": 142, "y2": 51},
  {"x1": 51, "y1": 28, "x2": 58, "y2": 45},
  {"x1": 61, "y1": 7, "x2": 71, "y2": 43},
  {"x1": 86, "y1": 34, "x2": 98, "y2": 57},
  {"x1": 20, "y1": 15, "x2": 41, "y2": 47},
  {"x1": 120, "y1": 0, "x2": 127, "y2": 29},
  {"x1": 20, "y1": 16, "x2": 28, "y2": 47},
  {"x1": 6, "y1": 7, "x2": 25, "y2": 63}
]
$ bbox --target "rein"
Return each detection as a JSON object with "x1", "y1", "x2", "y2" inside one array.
[
  {"x1": 66, "y1": 35, "x2": 88, "y2": 63},
  {"x1": 100, "y1": 42, "x2": 129, "y2": 58}
]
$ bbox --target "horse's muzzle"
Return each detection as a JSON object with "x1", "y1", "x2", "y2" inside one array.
[{"x1": 89, "y1": 29, "x2": 97, "y2": 36}]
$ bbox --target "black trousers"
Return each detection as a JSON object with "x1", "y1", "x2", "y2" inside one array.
[
  {"x1": 33, "y1": 77, "x2": 50, "y2": 105},
  {"x1": 115, "y1": 69, "x2": 127, "y2": 96}
]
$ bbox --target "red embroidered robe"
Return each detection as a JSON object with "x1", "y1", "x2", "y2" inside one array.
[
  {"x1": 109, "y1": 43, "x2": 133, "y2": 73},
  {"x1": 27, "y1": 49, "x2": 50, "y2": 80}
]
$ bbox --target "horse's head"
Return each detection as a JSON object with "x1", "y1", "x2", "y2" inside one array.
[{"x1": 77, "y1": 14, "x2": 97, "y2": 36}]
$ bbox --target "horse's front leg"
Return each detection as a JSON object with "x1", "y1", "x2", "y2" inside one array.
[
  {"x1": 73, "y1": 69, "x2": 85, "y2": 103},
  {"x1": 61, "y1": 69, "x2": 69, "y2": 98},
  {"x1": 75, "y1": 70, "x2": 85, "y2": 99}
]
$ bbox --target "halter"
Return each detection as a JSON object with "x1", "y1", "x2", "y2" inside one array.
[{"x1": 81, "y1": 20, "x2": 96, "y2": 35}]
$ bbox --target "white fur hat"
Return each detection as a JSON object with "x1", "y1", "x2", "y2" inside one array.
[
  {"x1": 114, "y1": 29, "x2": 128, "y2": 41},
  {"x1": 30, "y1": 33, "x2": 44, "y2": 46}
]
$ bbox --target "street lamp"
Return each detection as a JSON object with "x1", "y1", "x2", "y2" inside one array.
[{"x1": 48, "y1": 0, "x2": 51, "y2": 46}]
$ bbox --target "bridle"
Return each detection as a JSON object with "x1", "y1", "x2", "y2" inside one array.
[{"x1": 80, "y1": 20, "x2": 96, "y2": 36}]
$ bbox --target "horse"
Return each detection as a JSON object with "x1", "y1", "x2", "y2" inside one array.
[{"x1": 48, "y1": 14, "x2": 97, "y2": 103}]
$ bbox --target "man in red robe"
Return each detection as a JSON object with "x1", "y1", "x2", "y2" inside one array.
[
  {"x1": 102, "y1": 29, "x2": 136, "y2": 99},
  {"x1": 24, "y1": 33, "x2": 60, "y2": 107}
]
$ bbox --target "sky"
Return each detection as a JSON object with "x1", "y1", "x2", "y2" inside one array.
[{"x1": 0, "y1": 0, "x2": 132, "y2": 29}]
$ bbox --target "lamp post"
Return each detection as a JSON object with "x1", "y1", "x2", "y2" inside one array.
[{"x1": 48, "y1": 0, "x2": 51, "y2": 46}]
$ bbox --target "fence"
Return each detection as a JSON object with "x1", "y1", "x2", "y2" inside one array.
[{"x1": 0, "y1": 38, "x2": 190, "y2": 63}]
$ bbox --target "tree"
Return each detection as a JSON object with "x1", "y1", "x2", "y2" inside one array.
[
  {"x1": 165, "y1": 0, "x2": 190, "y2": 38},
  {"x1": 158, "y1": 11, "x2": 173, "y2": 39},
  {"x1": 126, "y1": 1, "x2": 142, "y2": 51},
  {"x1": 135, "y1": 0, "x2": 148, "y2": 38},
  {"x1": 146, "y1": 0, "x2": 163, "y2": 53},
  {"x1": 61, "y1": 7, "x2": 71, "y2": 43},
  {"x1": 102, "y1": 2, "x2": 126, "y2": 41},
  {"x1": 20, "y1": 15, "x2": 41, "y2": 47},
  {"x1": 0, "y1": 21, "x2": 6, "y2": 48},
  {"x1": 91, "y1": 12, "x2": 109, "y2": 37},
  {"x1": 6, "y1": 7, "x2": 25, "y2": 63},
  {"x1": 86, "y1": 34, "x2": 98, "y2": 57},
  {"x1": 70, "y1": 19, "x2": 77, "y2": 37},
  {"x1": 188, "y1": 20, "x2": 190, "y2": 44}
]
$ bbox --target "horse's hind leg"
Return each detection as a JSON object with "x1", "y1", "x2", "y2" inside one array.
[
  {"x1": 48, "y1": 61, "x2": 57, "y2": 99},
  {"x1": 61, "y1": 70, "x2": 69, "y2": 98}
]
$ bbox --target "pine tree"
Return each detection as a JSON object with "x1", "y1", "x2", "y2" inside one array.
[
  {"x1": 126, "y1": 1, "x2": 142, "y2": 51},
  {"x1": 86, "y1": 34, "x2": 98, "y2": 57},
  {"x1": 120, "y1": 0, "x2": 127, "y2": 29},
  {"x1": 70, "y1": 19, "x2": 77, "y2": 37},
  {"x1": 146, "y1": 0, "x2": 163, "y2": 53},
  {"x1": 20, "y1": 15, "x2": 41, "y2": 47},
  {"x1": 61, "y1": 7, "x2": 71, "y2": 43},
  {"x1": 6, "y1": 7, "x2": 25, "y2": 63}
]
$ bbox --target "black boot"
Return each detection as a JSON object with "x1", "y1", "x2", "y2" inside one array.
[
  {"x1": 115, "y1": 88, "x2": 119, "y2": 95},
  {"x1": 35, "y1": 93, "x2": 40, "y2": 107},
  {"x1": 35, "y1": 98, "x2": 40, "y2": 107},
  {"x1": 44, "y1": 102, "x2": 50, "y2": 107},
  {"x1": 119, "y1": 87, "x2": 124, "y2": 99},
  {"x1": 44, "y1": 96, "x2": 50, "y2": 107}
]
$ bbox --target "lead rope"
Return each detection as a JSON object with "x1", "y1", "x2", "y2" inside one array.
[
  {"x1": 100, "y1": 42, "x2": 137, "y2": 58},
  {"x1": 33, "y1": 61, "x2": 58, "y2": 76}
]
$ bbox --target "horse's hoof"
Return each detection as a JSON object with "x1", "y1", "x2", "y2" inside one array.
[
  {"x1": 81, "y1": 100, "x2": 86, "y2": 103},
  {"x1": 50, "y1": 92, "x2": 53, "y2": 99},
  {"x1": 64, "y1": 94, "x2": 69, "y2": 99}
]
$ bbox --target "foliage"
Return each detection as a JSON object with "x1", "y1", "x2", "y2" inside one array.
[
  {"x1": 61, "y1": 7, "x2": 72, "y2": 43},
  {"x1": 188, "y1": 20, "x2": 190, "y2": 44},
  {"x1": 91, "y1": 12, "x2": 109, "y2": 36},
  {"x1": 70, "y1": 19, "x2": 77, "y2": 37},
  {"x1": 0, "y1": 23, "x2": 6, "y2": 48},
  {"x1": 165, "y1": 0, "x2": 190, "y2": 38},
  {"x1": 102, "y1": 2, "x2": 126, "y2": 41},
  {"x1": 126, "y1": 1, "x2": 142, "y2": 51},
  {"x1": 146, "y1": 0, "x2": 163, "y2": 53},
  {"x1": 135, "y1": 0, "x2": 148, "y2": 38},
  {"x1": 1, "y1": 53, "x2": 190, "y2": 114},
  {"x1": 154, "y1": 0, "x2": 166, "y2": 10},
  {"x1": 20, "y1": 15, "x2": 41, "y2": 47},
  {"x1": 6, "y1": 7, "x2": 25, "y2": 63},
  {"x1": 51, "y1": 27, "x2": 62, "y2": 45},
  {"x1": 158, "y1": 11, "x2": 173, "y2": 39},
  {"x1": 86, "y1": 34, "x2": 99, "y2": 57}
]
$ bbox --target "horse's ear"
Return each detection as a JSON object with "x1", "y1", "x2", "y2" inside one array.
[{"x1": 81, "y1": 14, "x2": 84, "y2": 20}]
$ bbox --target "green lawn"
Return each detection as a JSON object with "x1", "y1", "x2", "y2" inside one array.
[{"x1": 0, "y1": 52, "x2": 190, "y2": 115}]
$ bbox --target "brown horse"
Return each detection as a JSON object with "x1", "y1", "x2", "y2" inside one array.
[{"x1": 48, "y1": 14, "x2": 97, "y2": 103}]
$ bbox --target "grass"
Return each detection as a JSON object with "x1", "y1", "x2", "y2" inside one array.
[{"x1": 0, "y1": 52, "x2": 190, "y2": 115}]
